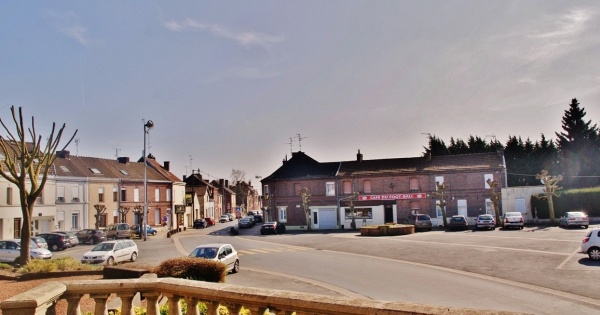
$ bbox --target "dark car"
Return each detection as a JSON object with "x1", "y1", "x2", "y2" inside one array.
[
  {"x1": 31, "y1": 236, "x2": 48, "y2": 249},
  {"x1": 38, "y1": 232, "x2": 71, "y2": 251},
  {"x1": 130, "y1": 224, "x2": 157, "y2": 237},
  {"x1": 253, "y1": 215, "x2": 264, "y2": 223},
  {"x1": 405, "y1": 214, "x2": 432, "y2": 232},
  {"x1": 193, "y1": 219, "x2": 208, "y2": 229},
  {"x1": 448, "y1": 215, "x2": 469, "y2": 231},
  {"x1": 52, "y1": 231, "x2": 79, "y2": 247},
  {"x1": 238, "y1": 217, "x2": 255, "y2": 229},
  {"x1": 260, "y1": 222, "x2": 278, "y2": 235},
  {"x1": 75, "y1": 229, "x2": 107, "y2": 245}
]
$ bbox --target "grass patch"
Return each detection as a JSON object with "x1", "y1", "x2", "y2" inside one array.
[{"x1": 18, "y1": 257, "x2": 102, "y2": 274}]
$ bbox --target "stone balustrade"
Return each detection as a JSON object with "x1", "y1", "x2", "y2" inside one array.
[{"x1": 0, "y1": 274, "x2": 524, "y2": 315}]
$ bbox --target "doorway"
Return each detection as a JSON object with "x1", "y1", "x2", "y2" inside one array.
[{"x1": 384, "y1": 205, "x2": 394, "y2": 223}]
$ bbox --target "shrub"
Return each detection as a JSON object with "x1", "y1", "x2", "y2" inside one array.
[
  {"x1": 153, "y1": 257, "x2": 227, "y2": 283},
  {"x1": 18, "y1": 257, "x2": 101, "y2": 274},
  {"x1": 0, "y1": 263, "x2": 13, "y2": 270}
]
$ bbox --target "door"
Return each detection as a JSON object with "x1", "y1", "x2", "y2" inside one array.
[
  {"x1": 318, "y1": 209, "x2": 337, "y2": 229},
  {"x1": 14, "y1": 218, "x2": 21, "y2": 238},
  {"x1": 457, "y1": 199, "x2": 468, "y2": 217},
  {"x1": 384, "y1": 205, "x2": 394, "y2": 223}
]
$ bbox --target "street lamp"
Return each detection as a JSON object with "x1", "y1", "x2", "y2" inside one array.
[{"x1": 143, "y1": 119, "x2": 154, "y2": 241}]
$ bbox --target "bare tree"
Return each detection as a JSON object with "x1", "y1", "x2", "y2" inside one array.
[
  {"x1": 431, "y1": 181, "x2": 449, "y2": 227},
  {"x1": 230, "y1": 169, "x2": 246, "y2": 185},
  {"x1": 0, "y1": 106, "x2": 77, "y2": 265},
  {"x1": 300, "y1": 187, "x2": 312, "y2": 231},
  {"x1": 536, "y1": 170, "x2": 563, "y2": 225},
  {"x1": 487, "y1": 178, "x2": 501, "y2": 226}
]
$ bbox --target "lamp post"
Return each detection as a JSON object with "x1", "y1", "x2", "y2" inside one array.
[{"x1": 143, "y1": 119, "x2": 154, "y2": 241}]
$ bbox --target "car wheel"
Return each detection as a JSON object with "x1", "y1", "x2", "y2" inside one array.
[
  {"x1": 588, "y1": 247, "x2": 600, "y2": 261},
  {"x1": 51, "y1": 244, "x2": 59, "y2": 251},
  {"x1": 152, "y1": 231, "x2": 156, "y2": 236},
  {"x1": 584, "y1": 225, "x2": 589, "y2": 229},
  {"x1": 90, "y1": 238, "x2": 96, "y2": 245},
  {"x1": 131, "y1": 252, "x2": 138, "y2": 262},
  {"x1": 232, "y1": 260, "x2": 239, "y2": 274},
  {"x1": 106, "y1": 256, "x2": 115, "y2": 266},
  {"x1": 519, "y1": 226, "x2": 523, "y2": 230}
]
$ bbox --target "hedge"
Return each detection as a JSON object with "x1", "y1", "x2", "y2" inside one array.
[{"x1": 530, "y1": 186, "x2": 600, "y2": 219}]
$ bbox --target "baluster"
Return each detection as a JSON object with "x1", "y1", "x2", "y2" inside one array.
[
  {"x1": 90, "y1": 293, "x2": 110, "y2": 315},
  {"x1": 143, "y1": 292, "x2": 161, "y2": 315},
  {"x1": 116, "y1": 293, "x2": 136, "y2": 315},
  {"x1": 64, "y1": 294, "x2": 82, "y2": 315},
  {"x1": 185, "y1": 297, "x2": 199, "y2": 315},
  {"x1": 162, "y1": 294, "x2": 182, "y2": 315},
  {"x1": 204, "y1": 300, "x2": 218, "y2": 315}
]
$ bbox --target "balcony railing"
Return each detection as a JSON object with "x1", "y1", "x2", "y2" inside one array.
[{"x1": 0, "y1": 274, "x2": 522, "y2": 315}]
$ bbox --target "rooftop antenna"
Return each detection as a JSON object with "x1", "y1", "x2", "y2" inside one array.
[
  {"x1": 285, "y1": 137, "x2": 294, "y2": 154},
  {"x1": 74, "y1": 138, "x2": 80, "y2": 156},
  {"x1": 297, "y1": 134, "x2": 307, "y2": 152},
  {"x1": 189, "y1": 155, "x2": 193, "y2": 176},
  {"x1": 113, "y1": 148, "x2": 121, "y2": 158}
]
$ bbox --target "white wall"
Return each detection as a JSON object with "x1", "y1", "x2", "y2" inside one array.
[{"x1": 501, "y1": 186, "x2": 545, "y2": 223}]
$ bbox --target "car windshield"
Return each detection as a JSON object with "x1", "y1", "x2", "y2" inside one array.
[
  {"x1": 506, "y1": 213, "x2": 521, "y2": 217},
  {"x1": 568, "y1": 212, "x2": 586, "y2": 217},
  {"x1": 92, "y1": 243, "x2": 115, "y2": 251},
  {"x1": 417, "y1": 215, "x2": 430, "y2": 220},
  {"x1": 479, "y1": 215, "x2": 493, "y2": 220},
  {"x1": 189, "y1": 247, "x2": 218, "y2": 259},
  {"x1": 451, "y1": 217, "x2": 463, "y2": 222}
]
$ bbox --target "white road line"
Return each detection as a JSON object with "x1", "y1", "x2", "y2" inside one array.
[{"x1": 556, "y1": 247, "x2": 583, "y2": 270}]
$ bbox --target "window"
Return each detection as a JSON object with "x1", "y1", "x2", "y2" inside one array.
[
  {"x1": 435, "y1": 176, "x2": 444, "y2": 189},
  {"x1": 294, "y1": 183, "x2": 301, "y2": 196},
  {"x1": 99, "y1": 214, "x2": 107, "y2": 227},
  {"x1": 485, "y1": 198, "x2": 494, "y2": 214},
  {"x1": 279, "y1": 207, "x2": 287, "y2": 222},
  {"x1": 36, "y1": 190, "x2": 44, "y2": 204},
  {"x1": 72, "y1": 212, "x2": 79, "y2": 230},
  {"x1": 113, "y1": 187, "x2": 119, "y2": 202},
  {"x1": 410, "y1": 201, "x2": 420, "y2": 213},
  {"x1": 326, "y1": 182, "x2": 335, "y2": 196},
  {"x1": 155, "y1": 188, "x2": 160, "y2": 201},
  {"x1": 166, "y1": 189, "x2": 172, "y2": 202},
  {"x1": 72, "y1": 187, "x2": 80, "y2": 202},
  {"x1": 484, "y1": 174, "x2": 494, "y2": 189},
  {"x1": 409, "y1": 177, "x2": 419, "y2": 191},
  {"x1": 121, "y1": 188, "x2": 127, "y2": 202},
  {"x1": 343, "y1": 181, "x2": 352, "y2": 194},
  {"x1": 264, "y1": 185, "x2": 269, "y2": 195},
  {"x1": 134, "y1": 188, "x2": 140, "y2": 202},
  {"x1": 57, "y1": 186, "x2": 65, "y2": 202},
  {"x1": 89, "y1": 168, "x2": 102, "y2": 174},
  {"x1": 98, "y1": 187, "x2": 104, "y2": 202},
  {"x1": 363, "y1": 180, "x2": 371, "y2": 194},
  {"x1": 120, "y1": 170, "x2": 129, "y2": 175},
  {"x1": 6, "y1": 187, "x2": 12, "y2": 205}
]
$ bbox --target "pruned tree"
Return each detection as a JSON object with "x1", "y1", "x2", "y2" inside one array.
[
  {"x1": 487, "y1": 178, "x2": 501, "y2": 226},
  {"x1": 431, "y1": 181, "x2": 449, "y2": 227},
  {"x1": 299, "y1": 187, "x2": 311, "y2": 231},
  {"x1": 0, "y1": 106, "x2": 77, "y2": 265},
  {"x1": 536, "y1": 170, "x2": 563, "y2": 225},
  {"x1": 230, "y1": 169, "x2": 246, "y2": 186},
  {"x1": 94, "y1": 204, "x2": 107, "y2": 229}
]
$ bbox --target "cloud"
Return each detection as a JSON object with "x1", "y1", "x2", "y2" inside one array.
[
  {"x1": 45, "y1": 11, "x2": 89, "y2": 46},
  {"x1": 163, "y1": 18, "x2": 284, "y2": 48}
]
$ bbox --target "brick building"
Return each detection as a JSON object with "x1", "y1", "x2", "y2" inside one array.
[{"x1": 260, "y1": 150, "x2": 507, "y2": 230}]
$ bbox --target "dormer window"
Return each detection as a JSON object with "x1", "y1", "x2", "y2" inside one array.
[
  {"x1": 120, "y1": 170, "x2": 129, "y2": 175},
  {"x1": 89, "y1": 168, "x2": 102, "y2": 174},
  {"x1": 60, "y1": 166, "x2": 69, "y2": 172}
]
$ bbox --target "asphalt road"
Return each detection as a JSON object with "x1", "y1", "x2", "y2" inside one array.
[{"x1": 55, "y1": 222, "x2": 600, "y2": 314}]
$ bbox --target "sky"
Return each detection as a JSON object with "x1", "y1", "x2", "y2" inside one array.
[{"x1": 1, "y1": 1, "x2": 599, "y2": 185}]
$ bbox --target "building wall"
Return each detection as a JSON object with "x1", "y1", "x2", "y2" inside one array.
[{"x1": 501, "y1": 186, "x2": 545, "y2": 223}]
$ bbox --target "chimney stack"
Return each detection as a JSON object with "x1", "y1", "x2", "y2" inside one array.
[
  {"x1": 357, "y1": 149, "x2": 363, "y2": 163},
  {"x1": 163, "y1": 161, "x2": 170, "y2": 171},
  {"x1": 117, "y1": 157, "x2": 130, "y2": 164},
  {"x1": 56, "y1": 150, "x2": 70, "y2": 159}
]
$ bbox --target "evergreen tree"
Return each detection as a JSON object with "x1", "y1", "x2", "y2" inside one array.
[
  {"x1": 555, "y1": 98, "x2": 600, "y2": 188},
  {"x1": 448, "y1": 137, "x2": 469, "y2": 154},
  {"x1": 423, "y1": 135, "x2": 449, "y2": 157},
  {"x1": 467, "y1": 135, "x2": 487, "y2": 153}
]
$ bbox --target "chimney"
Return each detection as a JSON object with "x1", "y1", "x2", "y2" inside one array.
[
  {"x1": 357, "y1": 149, "x2": 363, "y2": 163},
  {"x1": 117, "y1": 157, "x2": 130, "y2": 164},
  {"x1": 183, "y1": 175, "x2": 187, "y2": 181},
  {"x1": 219, "y1": 179, "x2": 224, "y2": 187},
  {"x1": 225, "y1": 180, "x2": 229, "y2": 188},
  {"x1": 163, "y1": 161, "x2": 170, "y2": 171},
  {"x1": 56, "y1": 150, "x2": 70, "y2": 159}
]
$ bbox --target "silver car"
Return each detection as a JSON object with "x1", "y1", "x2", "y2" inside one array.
[
  {"x1": 188, "y1": 243, "x2": 240, "y2": 274},
  {"x1": 559, "y1": 211, "x2": 589, "y2": 229},
  {"x1": 0, "y1": 239, "x2": 52, "y2": 265},
  {"x1": 81, "y1": 240, "x2": 138, "y2": 265},
  {"x1": 475, "y1": 214, "x2": 496, "y2": 230}
]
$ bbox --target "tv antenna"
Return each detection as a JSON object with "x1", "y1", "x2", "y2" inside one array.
[
  {"x1": 74, "y1": 138, "x2": 80, "y2": 156},
  {"x1": 285, "y1": 137, "x2": 294, "y2": 154},
  {"x1": 114, "y1": 148, "x2": 121, "y2": 158},
  {"x1": 297, "y1": 134, "x2": 307, "y2": 151}
]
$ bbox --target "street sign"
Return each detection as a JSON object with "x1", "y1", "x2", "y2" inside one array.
[{"x1": 358, "y1": 193, "x2": 427, "y2": 201}]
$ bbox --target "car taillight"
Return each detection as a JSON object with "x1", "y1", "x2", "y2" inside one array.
[
  {"x1": 582, "y1": 237, "x2": 590, "y2": 243},
  {"x1": 519, "y1": 217, "x2": 523, "y2": 222},
  {"x1": 505, "y1": 218, "x2": 509, "y2": 223}
]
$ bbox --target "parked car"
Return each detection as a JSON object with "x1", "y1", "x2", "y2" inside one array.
[
  {"x1": 81, "y1": 239, "x2": 138, "y2": 266},
  {"x1": 53, "y1": 231, "x2": 79, "y2": 247},
  {"x1": 252, "y1": 215, "x2": 264, "y2": 223},
  {"x1": 188, "y1": 243, "x2": 239, "y2": 273},
  {"x1": 38, "y1": 232, "x2": 71, "y2": 251},
  {"x1": 559, "y1": 211, "x2": 589, "y2": 229},
  {"x1": 475, "y1": 214, "x2": 496, "y2": 230},
  {"x1": 581, "y1": 228, "x2": 600, "y2": 261},
  {"x1": 31, "y1": 236, "x2": 48, "y2": 249},
  {"x1": 238, "y1": 217, "x2": 255, "y2": 229},
  {"x1": 448, "y1": 215, "x2": 468, "y2": 231},
  {"x1": 260, "y1": 222, "x2": 278, "y2": 235},
  {"x1": 75, "y1": 229, "x2": 107, "y2": 245},
  {"x1": 405, "y1": 214, "x2": 433, "y2": 231},
  {"x1": 130, "y1": 224, "x2": 157, "y2": 236},
  {"x1": 219, "y1": 215, "x2": 230, "y2": 223},
  {"x1": 193, "y1": 219, "x2": 208, "y2": 229},
  {"x1": 105, "y1": 223, "x2": 132, "y2": 240},
  {"x1": 0, "y1": 239, "x2": 52, "y2": 265},
  {"x1": 225, "y1": 213, "x2": 234, "y2": 221},
  {"x1": 502, "y1": 212, "x2": 524, "y2": 229},
  {"x1": 205, "y1": 218, "x2": 216, "y2": 226}
]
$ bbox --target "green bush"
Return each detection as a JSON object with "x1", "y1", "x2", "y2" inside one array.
[
  {"x1": 153, "y1": 257, "x2": 227, "y2": 283},
  {"x1": 531, "y1": 186, "x2": 600, "y2": 219},
  {"x1": 18, "y1": 257, "x2": 101, "y2": 274},
  {"x1": 0, "y1": 263, "x2": 13, "y2": 270}
]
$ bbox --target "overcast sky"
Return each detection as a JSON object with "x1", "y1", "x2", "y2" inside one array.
[{"x1": 1, "y1": 1, "x2": 599, "y2": 184}]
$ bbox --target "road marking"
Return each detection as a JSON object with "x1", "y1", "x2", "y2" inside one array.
[{"x1": 556, "y1": 247, "x2": 584, "y2": 270}]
